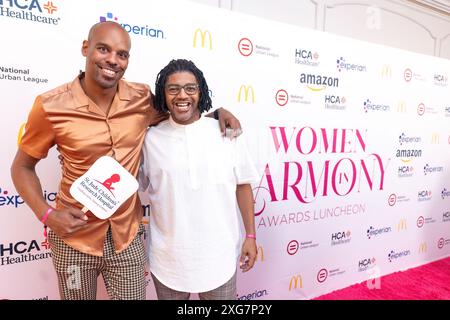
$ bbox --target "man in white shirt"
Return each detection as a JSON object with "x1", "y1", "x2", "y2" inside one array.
[{"x1": 139, "y1": 59, "x2": 259, "y2": 300}]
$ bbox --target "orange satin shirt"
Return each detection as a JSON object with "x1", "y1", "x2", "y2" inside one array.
[{"x1": 20, "y1": 74, "x2": 166, "y2": 256}]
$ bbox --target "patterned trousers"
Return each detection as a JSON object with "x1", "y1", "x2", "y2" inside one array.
[
  {"x1": 151, "y1": 271, "x2": 237, "y2": 300},
  {"x1": 48, "y1": 225, "x2": 147, "y2": 300}
]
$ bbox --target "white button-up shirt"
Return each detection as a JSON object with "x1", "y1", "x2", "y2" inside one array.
[{"x1": 139, "y1": 116, "x2": 259, "y2": 292}]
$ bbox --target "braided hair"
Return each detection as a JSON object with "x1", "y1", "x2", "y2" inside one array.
[{"x1": 154, "y1": 59, "x2": 212, "y2": 114}]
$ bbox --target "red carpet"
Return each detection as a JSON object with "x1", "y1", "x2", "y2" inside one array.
[{"x1": 314, "y1": 257, "x2": 450, "y2": 300}]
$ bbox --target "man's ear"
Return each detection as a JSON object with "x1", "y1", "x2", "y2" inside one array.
[{"x1": 81, "y1": 40, "x2": 89, "y2": 57}]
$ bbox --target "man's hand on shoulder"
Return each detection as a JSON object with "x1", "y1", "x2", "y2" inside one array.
[{"x1": 216, "y1": 107, "x2": 242, "y2": 138}]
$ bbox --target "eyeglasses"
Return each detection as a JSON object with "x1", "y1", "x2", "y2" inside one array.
[{"x1": 165, "y1": 84, "x2": 199, "y2": 95}]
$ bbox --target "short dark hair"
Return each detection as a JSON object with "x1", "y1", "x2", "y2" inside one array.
[{"x1": 154, "y1": 59, "x2": 212, "y2": 114}]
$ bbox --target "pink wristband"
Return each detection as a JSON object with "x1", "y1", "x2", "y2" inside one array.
[
  {"x1": 41, "y1": 207, "x2": 54, "y2": 225},
  {"x1": 246, "y1": 234, "x2": 256, "y2": 240}
]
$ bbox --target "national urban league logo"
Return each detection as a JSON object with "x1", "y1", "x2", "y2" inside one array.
[
  {"x1": 238, "y1": 38, "x2": 253, "y2": 56},
  {"x1": 317, "y1": 268, "x2": 328, "y2": 283},
  {"x1": 99, "y1": 12, "x2": 165, "y2": 39},
  {"x1": 287, "y1": 240, "x2": 299, "y2": 255},
  {"x1": 404, "y1": 68, "x2": 412, "y2": 82},
  {"x1": 275, "y1": 89, "x2": 288, "y2": 106}
]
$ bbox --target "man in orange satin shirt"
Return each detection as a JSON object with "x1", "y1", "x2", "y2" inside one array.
[{"x1": 10, "y1": 21, "x2": 240, "y2": 300}]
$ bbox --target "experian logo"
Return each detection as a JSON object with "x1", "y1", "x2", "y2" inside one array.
[
  {"x1": 336, "y1": 57, "x2": 367, "y2": 72},
  {"x1": 366, "y1": 226, "x2": 391, "y2": 239},
  {"x1": 99, "y1": 12, "x2": 164, "y2": 39},
  {"x1": 423, "y1": 163, "x2": 444, "y2": 175},
  {"x1": 423, "y1": 164, "x2": 444, "y2": 176},
  {"x1": 0, "y1": 0, "x2": 60, "y2": 25},
  {"x1": 363, "y1": 99, "x2": 390, "y2": 113},
  {"x1": 388, "y1": 249, "x2": 410, "y2": 262},
  {"x1": 237, "y1": 289, "x2": 268, "y2": 300},
  {"x1": 0, "y1": 186, "x2": 56, "y2": 207},
  {"x1": 399, "y1": 133, "x2": 421, "y2": 145}
]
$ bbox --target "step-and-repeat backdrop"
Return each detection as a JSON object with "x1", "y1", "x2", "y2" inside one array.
[{"x1": 1, "y1": 0, "x2": 450, "y2": 300}]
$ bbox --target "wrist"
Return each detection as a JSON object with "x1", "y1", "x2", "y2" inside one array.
[
  {"x1": 246, "y1": 233, "x2": 256, "y2": 240},
  {"x1": 213, "y1": 109, "x2": 219, "y2": 120},
  {"x1": 41, "y1": 207, "x2": 54, "y2": 225}
]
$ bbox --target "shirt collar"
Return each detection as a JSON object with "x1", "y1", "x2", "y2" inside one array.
[
  {"x1": 168, "y1": 115, "x2": 203, "y2": 129},
  {"x1": 70, "y1": 72, "x2": 131, "y2": 113}
]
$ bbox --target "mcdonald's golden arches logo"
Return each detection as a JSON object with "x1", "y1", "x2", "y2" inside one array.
[
  {"x1": 289, "y1": 275, "x2": 303, "y2": 290},
  {"x1": 381, "y1": 64, "x2": 392, "y2": 78},
  {"x1": 431, "y1": 133, "x2": 440, "y2": 144},
  {"x1": 193, "y1": 28, "x2": 212, "y2": 50},
  {"x1": 256, "y1": 245, "x2": 265, "y2": 262},
  {"x1": 419, "y1": 242, "x2": 427, "y2": 253},
  {"x1": 397, "y1": 218, "x2": 407, "y2": 231},
  {"x1": 397, "y1": 101, "x2": 407, "y2": 113},
  {"x1": 237, "y1": 85, "x2": 255, "y2": 103},
  {"x1": 17, "y1": 122, "x2": 26, "y2": 146}
]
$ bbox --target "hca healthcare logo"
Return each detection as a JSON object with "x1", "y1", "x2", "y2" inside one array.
[
  {"x1": 0, "y1": 186, "x2": 56, "y2": 208},
  {"x1": 443, "y1": 211, "x2": 450, "y2": 222},
  {"x1": 433, "y1": 74, "x2": 448, "y2": 87},
  {"x1": 324, "y1": 95, "x2": 347, "y2": 111},
  {"x1": 0, "y1": 238, "x2": 51, "y2": 266},
  {"x1": 99, "y1": 12, "x2": 165, "y2": 39},
  {"x1": 330, "y1": 230, "x2": 351, "y2": 246},
  {"x1": 295, "y1": 49, "x2": 320, "y2": 67},
  {"x1": 358, "y1": 257, "x2": 376, "y2": 272},
  {"x1": 0, "y1": 0, "x2": 60, "y2": 25},
  {"x1": 417, "y1": 190, "x2": 432, "y2": 201}
]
